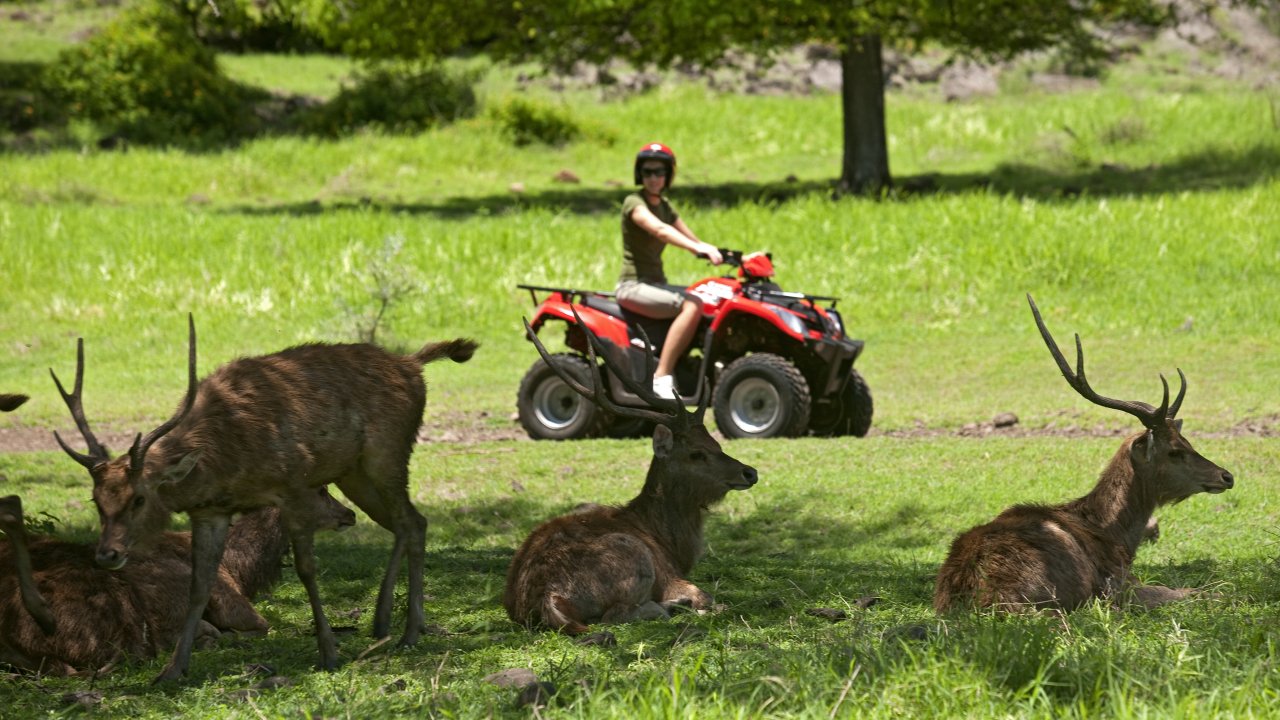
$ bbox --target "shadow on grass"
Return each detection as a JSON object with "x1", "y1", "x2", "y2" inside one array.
[
  {"x1": 216, "y1": 141, "x2": 1280, "y2": 220},
  {"x1": 315, "y1": 492, "x2": 943, "y2": 624}
]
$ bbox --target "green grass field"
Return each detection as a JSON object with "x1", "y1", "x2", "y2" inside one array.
[{"x1": 1, "y1": 3, "x2": 1279, "y2": 717}]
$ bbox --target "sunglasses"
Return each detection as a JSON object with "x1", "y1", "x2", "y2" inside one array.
[{"x1": 640, "y1": 167, "x2": 668, "y2": 178}]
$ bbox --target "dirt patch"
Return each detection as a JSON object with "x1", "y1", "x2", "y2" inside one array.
[
  {"x1": 3, "y1": 411, "x2": 1274, "y2": 454},
  {"x1": 0, "y1": 411, "x2": 529, "y2": 455}
]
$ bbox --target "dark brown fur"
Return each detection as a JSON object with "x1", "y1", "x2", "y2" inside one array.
[
  {"x1": 0, "y1": 489, "x2": 355, "y2": 675},
  {"x1": 933, "y1": 298, "x2": 1233, "y2": 613},
  {"x1": 504, "y1": 317, "x2": 756, "y2": 633},
  {"x1": 51, "y1": 322, "x2": 477, "y2": 679},
  {"x1": 0, "y1": 394, "x2": 28, "y2": 412},
  {"x1": 504, "y1": 425, "x2": 757, "y2": 633}
]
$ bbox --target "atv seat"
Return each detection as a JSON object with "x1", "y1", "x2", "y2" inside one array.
[
  {"x1": 582, "y1": 293, "x2": 676, "y2": 351},
  {"x1": 582, "y1": 295, "x2": 625, "y2": 319}
]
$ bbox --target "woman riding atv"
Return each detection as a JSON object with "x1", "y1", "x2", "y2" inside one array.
[{"x1": 615, "y1": 142, "x2": 723, "y2": 400}]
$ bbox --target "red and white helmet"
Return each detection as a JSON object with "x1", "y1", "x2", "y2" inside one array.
[{"x1": 634, "y1": 142, "x2": 676, "y2": 188}]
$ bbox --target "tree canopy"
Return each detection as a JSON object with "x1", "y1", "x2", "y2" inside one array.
[{"x1": 293, "y1": 0, "x2": 1247, "y2": 194}]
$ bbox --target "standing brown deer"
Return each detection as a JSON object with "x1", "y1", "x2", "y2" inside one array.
[
  {"x1": 50, "y1": 317, "x2": 477, "y2": 680},
  {"x1": 0, "y1": 489, "x2": 355, "y2": 675},
  {"x1": 504, "y1": 316, "x2": 757, "y2": 633},
  {"x1": 933, "y1": 295, "x2": 1234, "y2": 613}
]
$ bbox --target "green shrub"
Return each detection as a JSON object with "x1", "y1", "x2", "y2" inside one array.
[
  {"x1": 488, "y1": 96, "x2": 582, "y2": 147},
  {"x1": 169, "y1": 0, "x2": 330, "y2": 52},
  {"x1": 42, "y1": 0, "x2": 255, "y2": 146},
  {"x1": 0, "y1": 62, "x2": 66, "y2": 134},
  {"x1": 300, "y1": 64, "x2": 479, "y2": 137}
]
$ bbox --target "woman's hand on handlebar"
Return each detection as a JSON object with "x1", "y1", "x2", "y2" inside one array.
[{"x1": 694, "y1": 243, "x2": 723, "y2": 265}]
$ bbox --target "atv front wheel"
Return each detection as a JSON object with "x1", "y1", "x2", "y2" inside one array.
[
  {"x1": 810, "y1": 369, "x2": 873, "y2": 438},
  {"x1": 517, "y1": 353, "x2": 610, "y2": 440},
  {"x1": 713, "y1": 354, "x2": 811, "y2": 439}
]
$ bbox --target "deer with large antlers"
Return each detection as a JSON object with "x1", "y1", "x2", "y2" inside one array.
[
  {"x1": 504, "y1": 315, "x2": 758, "y2": 633},
  {"x1": 50, "y1": 317, "x2": 477, "y2": 681},
  {"x1": 933, "y1": 295, "x2": 1234, "y2": 613},
  {"x1": 0, "y1": 489, "x2": 355, "y2": 675}
]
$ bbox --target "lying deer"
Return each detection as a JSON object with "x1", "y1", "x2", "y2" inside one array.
[
  {"x1": 51, "y1": 317, "x2": 477, "y2": 680},
  {"x1": 0, "y1": 489, "x2": 355, "y2": 675},
  {"x1": 933, "y1": 295, "x2": 1234, "y2": 613},
  {"x1": 504, "y1": 316, "x2": 757, "y2": 633}
]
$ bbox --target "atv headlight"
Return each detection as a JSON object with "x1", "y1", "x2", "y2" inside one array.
[
  {"x1": 768, "y1": 307, "x2": 808, "y2": 337},
  {"x1": 825, "y1": 309, "x2": 844, "y2": 336}
]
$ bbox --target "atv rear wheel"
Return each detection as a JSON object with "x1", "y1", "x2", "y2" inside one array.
[
  {"x1": 810, "y1": 369, "x2": 873, "y2": 438},
  {"x1": 713, "y1": 354, "x2": 811, "y2": 439},
  {"x1": 517, "y1": 353, "x2": 610, "y2": 440}
]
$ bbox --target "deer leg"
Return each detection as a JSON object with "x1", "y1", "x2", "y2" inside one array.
[
  {"x1": 660, "y1": 578, "x2": 713, "y2": 611},
  {"x1": 205, "y1": 574, "x2": 270, "y2": 635},
  {"x1": 579, "y1": 534, "x2": 671, "y2": 626},
  {"x1": 287, "y1": 528, "x2": 339, "y2": 670},
  {"x1": 372, "y1": 530, "x2": 409, "y2": 639},
  {"x1": 601, "y1": 600, "x2": 670, "y2": 623},
  {"x1": 0, "y1": 496, "x2": 56, "y2": 635},
  {"x1": 154, "y1": 513, "x2": 230, "y2": 683},
  {"x1": 336, "y1": 473, "x2": 427, "y2": 644}
]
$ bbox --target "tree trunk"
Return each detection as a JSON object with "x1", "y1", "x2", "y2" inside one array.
[{"x1": 838, "y1": 33, "x2": 891, "y2": 195}]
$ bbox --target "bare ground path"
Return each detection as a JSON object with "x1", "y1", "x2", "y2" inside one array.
[{"x1": 2, "y1": 411, "x2": 1275, "y2": 453}]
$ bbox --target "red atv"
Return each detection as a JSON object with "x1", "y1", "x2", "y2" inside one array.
[{"x1": 516, "y1": 249, "x2": 871, "y2": 440}]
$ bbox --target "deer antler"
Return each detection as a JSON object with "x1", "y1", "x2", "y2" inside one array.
[
  {"x1": 1028, "y1": 294, "x2": 1186, "y2": 429},
  {"x1": 50, "y1": 338, "x2": 111, "y2": 469},
  {"x1": 523, "y1": 311, "x2": 695, "y2": 428},
  {"x1": 127, "y1": 314, "x2": 199, "y2": 472}
]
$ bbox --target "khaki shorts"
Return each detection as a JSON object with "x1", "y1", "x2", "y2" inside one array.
[{"x1": 615, "y1": 281, "x2": 700, "y2": 320}]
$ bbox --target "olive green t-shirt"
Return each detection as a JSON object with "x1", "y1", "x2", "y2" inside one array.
[{"x1": 619, "y1": 192, "x2": 679, "y2": 284}]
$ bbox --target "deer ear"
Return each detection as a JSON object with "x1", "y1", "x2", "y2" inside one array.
[
  {"x1": 1173, "y1": 418, "x2": 1183, "y2": 432},
  {"x1": 652, "y1": 425, "x2": 674, "y2": 459},
  {"x1": 1130, "y1": 430, "x2": 1156, "y2": 463},
  {"x1": 162, "y1": 449, "x2": 203, "y2": 484}
]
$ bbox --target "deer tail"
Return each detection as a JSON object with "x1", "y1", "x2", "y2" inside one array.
[
  {"x1": 412, "y1": 338, "x2": 478, "y2": 366},
  {"x1": 545, "y1": 594, "x2": 589, "y2": 635},
  {"x1": 0, "y1": 394, "x2": 29, "y2": 412}
]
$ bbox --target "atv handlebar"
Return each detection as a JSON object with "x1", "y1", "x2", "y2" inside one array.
[{"x1": 697, "y1": 248, "x2": 744, "y2": 266}]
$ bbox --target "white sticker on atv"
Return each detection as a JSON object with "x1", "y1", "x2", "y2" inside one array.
[{"x1": 691, "y1": 281, "x2": 735, "y2": 306}]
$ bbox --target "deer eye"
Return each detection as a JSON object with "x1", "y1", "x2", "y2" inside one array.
[
  {"x1": 689, "y1": 450, "x2": 707, "y2": 462},
  {"x1": 1168, "y1": 449, "x2": 1186, "y2": 460},
  {"x1": 132, "y1": 495, "x2": 146, "y2": 510}
]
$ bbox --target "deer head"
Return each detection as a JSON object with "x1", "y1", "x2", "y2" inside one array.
[
  {"x1": 524, "y1": 313, "x2": 757, "y2": 502},
  {"x1": 1028, "y1": 295, "x2": 1233, "y2": 503},
  {"x1": 50, "y1": 316, "x2": 201, "y2": 569}
]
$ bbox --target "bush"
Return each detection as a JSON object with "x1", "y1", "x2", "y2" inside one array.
[
  {"x1": 0, "y1": 62, "x2": 66, "y2": 134},
  {"x1": 300, "y1": 64, "x2": 479, "y2": 137},
  {"x1": 488, "y1": 96, "x2": 582, "y2": 147},
  {"x1": 164, "y1": 0, "x2": 332, "y2": 53},
  {"x1": 42, "y1": 1, "x2": 256, "y2": 147}
]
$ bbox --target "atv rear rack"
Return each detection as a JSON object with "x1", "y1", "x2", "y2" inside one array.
[{"x1": 517, "y1": 284, "x2": 615, "y2": 306}]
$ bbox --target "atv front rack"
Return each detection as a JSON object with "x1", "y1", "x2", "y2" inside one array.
[{"x1": 744, "y1": 285, "x2": 841, "y2": 308}]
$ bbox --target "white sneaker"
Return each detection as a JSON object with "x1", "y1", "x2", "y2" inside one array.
[{"x1": 652, "y1": 374, "x2": 677, "y2": 400}]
